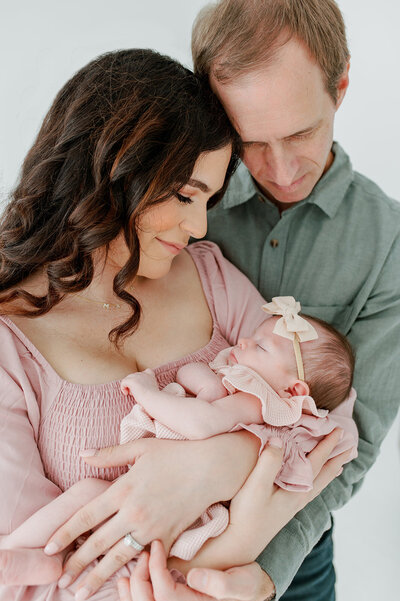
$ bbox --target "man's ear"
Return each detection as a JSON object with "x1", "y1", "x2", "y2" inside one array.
[
  {"x1": 335, "y1": 62, "x2": 350, "y2": 110},
  {"x1": 285, "y1": 380, "x2": 310, "y2": 397}
]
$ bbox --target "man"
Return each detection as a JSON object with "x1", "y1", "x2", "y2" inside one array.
[{"x1": 190, "y1": 0, "x2": 400, "y2": 599}]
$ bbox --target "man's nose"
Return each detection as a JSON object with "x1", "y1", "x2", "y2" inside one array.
[{"x1": 265, "y1": 145, "x2": 298, "y2": 187}]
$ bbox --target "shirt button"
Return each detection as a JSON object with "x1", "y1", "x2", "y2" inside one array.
[{"x1": 270, "y1": 239, "x2": 279, "y2": 248}]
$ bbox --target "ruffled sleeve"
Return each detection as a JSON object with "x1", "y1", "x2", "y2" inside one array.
[{"x1": 209, "y1": 348, "x2": 328, "y2": 426}]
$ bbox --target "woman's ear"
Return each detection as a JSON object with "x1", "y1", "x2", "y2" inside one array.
[{"x1": 285, "y1": 380, "x2": 310, "y2": 397}]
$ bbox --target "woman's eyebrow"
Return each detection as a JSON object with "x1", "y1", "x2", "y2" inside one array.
[{"x1": 186, "y1": 178, "x2": 210, "y2": 193}]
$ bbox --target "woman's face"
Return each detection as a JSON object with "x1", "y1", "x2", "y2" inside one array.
[{"x1": 136, "y1": 145, "x2": 232, "y2": 279}]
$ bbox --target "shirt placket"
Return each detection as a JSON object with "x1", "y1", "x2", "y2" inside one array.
[{"x1": 259, "y1": 211, "x2": 292, "y2": 298}]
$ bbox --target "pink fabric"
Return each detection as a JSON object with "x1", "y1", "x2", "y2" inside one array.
[{"x1": 0, "y1": 241, "x2": 266, "y2": 600}]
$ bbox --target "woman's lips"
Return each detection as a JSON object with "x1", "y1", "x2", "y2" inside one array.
[{"x1": 157, "y1": 238, "x2": 187, "y2": 255}]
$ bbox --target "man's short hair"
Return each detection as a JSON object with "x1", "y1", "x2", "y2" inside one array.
[{"x1": 192, "y1": 0, "x2": 350, "y2": 102}]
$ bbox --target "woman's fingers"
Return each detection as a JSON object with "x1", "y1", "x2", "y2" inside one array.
[
  {"x1": 308, "y1": 448, "x2": 354, "y2": 500},
  {"x1": 149, "y1": 541, "x2": 212, "y2": 601},
  {"x1": 117, "y1": 577, "x2": 133, "y2": 601},
  {"x1": 80, "y1": 440, "x2": 148, "y2": 468},
  {"x1": 71, "y1": 538, "x2": 139, "y2": 599},
  {"x1": 247, "y1": 438, "x2": 284, "y2": 490},
  {"x1": 147, "y1": 541, "x2": 176, "y2": 597},
  {"x1": 128, "y1": 552, "x2": 155, "y2": 601},
  {"x1": 307, "y1": 428, "x2": 344, "y2": 478},
  {"x1": 44, "y1": 486, "x2": 118, "y2": 555},
  {"x1": 0, "y1": 548, "x2": 62, "y2": 585},
  {"x1": 59, "y1": 512, "x2": 138, "y2": 585},
  {"x1": 229, "y1": 438, "x2": 284, "y2": 522}
]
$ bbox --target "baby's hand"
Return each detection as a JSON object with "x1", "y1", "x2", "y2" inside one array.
[{"x1": 121, "y1": 369, "x2": 159, "y2": 396}]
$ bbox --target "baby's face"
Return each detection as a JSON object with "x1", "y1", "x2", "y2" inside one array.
[{"x1": 229, "y1": 317, "x2": 297, "y2": 395}]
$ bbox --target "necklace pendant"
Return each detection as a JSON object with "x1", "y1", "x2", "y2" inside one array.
[{"x1": 103, "y1": 303, "x2": 110, "y2": 309}]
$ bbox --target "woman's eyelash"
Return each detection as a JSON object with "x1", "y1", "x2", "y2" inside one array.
[{"x1": 176, "y1": 192, "x2": 193, "y2": 204}]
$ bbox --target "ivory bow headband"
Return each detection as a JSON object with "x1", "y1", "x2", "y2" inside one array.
[{"x1": 262, "y1": 296, "x2": 318, "y2": 381}]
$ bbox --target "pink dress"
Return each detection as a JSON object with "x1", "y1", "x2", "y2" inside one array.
[{"x1": 0, "y1": 241, "x2": 268, "y2": 601}]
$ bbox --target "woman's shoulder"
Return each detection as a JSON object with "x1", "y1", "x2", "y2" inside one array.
[
  {"x1": 186, "y1": 241, "x2": 266, "y2": 345},
  {"x1": 0, "y1": 315, "x2": 55, "y2": 392},
  {"x1": 0, "y1": 315, "x2": 30, "y2": 356},
  {"x1": 186, "y1": 240, "x2": 224, "y2": 262},
  {"x1": 186, "y1": 240, "x2": 262, "y2": 297},
  {"x1": 186, "y1": 240, "x2": 238, "y2": 281}
]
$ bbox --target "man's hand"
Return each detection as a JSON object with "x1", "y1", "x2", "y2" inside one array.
[{"x1": 117, "y1": 540, "x2": 275, "y2": 601}]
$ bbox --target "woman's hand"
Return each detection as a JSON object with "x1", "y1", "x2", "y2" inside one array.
[
  {"x1": 0, "y1": 548, "x2": 63, "y2": 585},
  {"x1": 168, "y1": 428, "x2": 353, "y2": 574},
  {"x1": 44, "y1": 433, "x2": 259, "y2": 599},
  {"x1": 119, "y1": 429, "x2": 351, "y2": 601},
  {"x1": 117, "y1": 541, "x2": 274, "y2": 601}
]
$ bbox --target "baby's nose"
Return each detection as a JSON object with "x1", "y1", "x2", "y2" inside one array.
[{"x1": 238, "y1": 338, "x2": 250, "y2": 350}]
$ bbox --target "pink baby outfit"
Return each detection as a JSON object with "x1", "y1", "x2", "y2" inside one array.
[
  {"x1": 0, "y1": 241, "x2": 268, "y2": 601},
  {"x1": 119, "y1": 349, "x2": 358, "y2": 561}
]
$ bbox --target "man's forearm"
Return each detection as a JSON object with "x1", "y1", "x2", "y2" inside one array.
[{"x1": 256, "y1": 399, "x2": 399, "y2": 599}]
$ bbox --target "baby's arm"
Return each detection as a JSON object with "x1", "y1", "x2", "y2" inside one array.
[
  {"x1": 121, "y1": 369, "x2": 263, "y2": 440},
  {"x1": 175, "y1": 362, "x2": 227, "y2": 401},
  {"x1": 2, "y1": 478, "x2": 111, "y2": 550}
]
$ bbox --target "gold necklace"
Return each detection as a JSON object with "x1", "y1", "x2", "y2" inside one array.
[{"x1": 76, "y1": 294, "x2": 122, "y2": 310}]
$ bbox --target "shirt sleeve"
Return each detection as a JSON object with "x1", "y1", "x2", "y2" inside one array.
[
  {"x1": 256, "y1": 233, "x2": 400, "y2": 599},
  {"x1": 0, "y1": 339, "x2": 62, "y2": 535},
  {"x1": 0, "y1": 328, "x2": 122, "y2": 600},
  {"x1": 189, "y1": 241, "x2": 267, "y2": 343}
]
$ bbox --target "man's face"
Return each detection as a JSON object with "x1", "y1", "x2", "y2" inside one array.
[{"x1": 211, "y1": 38, "x2": 348, "y2": 208}]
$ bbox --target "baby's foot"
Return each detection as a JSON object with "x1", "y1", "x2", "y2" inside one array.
[{"x1": 121, "y1": 368, "x2": 159, "y2": 396}]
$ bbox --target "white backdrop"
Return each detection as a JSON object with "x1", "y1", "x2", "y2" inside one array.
[{"x1": 1, "y1": 1, "x2": 399, "y2": 599}]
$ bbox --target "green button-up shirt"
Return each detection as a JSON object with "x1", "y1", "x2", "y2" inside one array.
[{"x1": 206, "y1": 142, "x2": 400, "y2": 599}]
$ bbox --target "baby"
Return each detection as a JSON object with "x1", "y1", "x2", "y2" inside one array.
[
  {"x1": 118, "y1": 297, "x2": 358, "y2": 559},
  {"x1": 122, "y1": 296, "x2": 355, "y2": 437},
  {"x1": 1, "y1": 298, "x2": 357, "y2": 568}
]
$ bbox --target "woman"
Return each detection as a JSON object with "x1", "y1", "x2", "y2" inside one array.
[{"x1": 0, "y1": 49, "x2": 349, "y2": 601}]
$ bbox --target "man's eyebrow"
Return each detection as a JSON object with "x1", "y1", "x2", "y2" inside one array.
[
  {"x1": 242, "y1": 120, "x2": 323, "y2": 146},
  {"x1": 283, "y1": 119, "x2": 322, "y2": 140}
]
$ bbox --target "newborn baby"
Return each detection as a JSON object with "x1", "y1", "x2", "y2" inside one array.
[{"x1": 120, "y1": 297, "x2": 358, "y2": 559}]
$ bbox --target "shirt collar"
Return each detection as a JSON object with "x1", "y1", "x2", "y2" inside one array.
[{"x1": 221, "y1": 142, "x2": 354, "y2": 219}]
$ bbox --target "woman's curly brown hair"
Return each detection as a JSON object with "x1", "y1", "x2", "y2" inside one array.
[{"x1": 0, "y1": 49, "x2": 241, "y2": 344}]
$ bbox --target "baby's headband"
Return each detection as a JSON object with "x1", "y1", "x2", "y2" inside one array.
[{"x1": 262, "y1": 296, "x2": 318, "y2": 381}]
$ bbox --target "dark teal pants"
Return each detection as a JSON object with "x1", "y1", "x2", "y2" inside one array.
[{"x1": 280, "y1": 526, "x2": 335, "y2": 601}]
